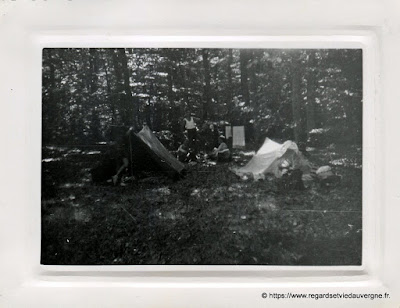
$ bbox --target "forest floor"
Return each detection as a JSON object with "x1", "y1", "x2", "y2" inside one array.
[{"x1": 41, "y1": 144, "x2": 362, "y2": 265}]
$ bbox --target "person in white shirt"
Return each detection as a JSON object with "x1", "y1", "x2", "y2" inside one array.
[{"x1": 183, "y1": 111, "x2": 197, "y2": 153}]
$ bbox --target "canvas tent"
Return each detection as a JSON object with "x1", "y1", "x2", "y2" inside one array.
[
  {"x1": 134, "y1": 125, "x2": 186, "y2": 177},
  {"x1": 231, "y1": 138, "x2": 311, "y2": 180},
  {"x1": 91, "y1": 125, "x2": 185, "y2": 182}
]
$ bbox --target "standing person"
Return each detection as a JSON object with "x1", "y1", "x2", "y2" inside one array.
[
  {"x1": 183, "y1": 111, "x2": 197, "y2": 154},
  {"x1": 210, "y1": 123, "x2": 220, "y2": 149}
]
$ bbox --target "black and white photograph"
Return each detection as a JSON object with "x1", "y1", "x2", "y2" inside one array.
[{"x1": 41, "y1": 48, "x2": 362, "y2": 265}]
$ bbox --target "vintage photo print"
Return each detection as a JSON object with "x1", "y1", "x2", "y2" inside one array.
[{"x1": 41, "y1": 48, "x2": 362, "y2": 265}]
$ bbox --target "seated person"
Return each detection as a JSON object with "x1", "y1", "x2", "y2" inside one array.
[
  {"x1": 279, "y1": 159, "x2": 292, "y2": 177},
  {"x1": 112, "y1": 157, "x2": 129, "y2": 185},
  {"x1": 210, "y1": 136, "x2": 231, "y2": 162},
  {"x1": 177, "y1": 140, "x2": 189, "y2": 163},
  {"x1": 111, "y1": 127, "x2": 134, "y2": 185}
]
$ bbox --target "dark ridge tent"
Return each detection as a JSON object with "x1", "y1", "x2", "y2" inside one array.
[{"x1": 91, "y1": 125, "x2": 186, "y2": 182}]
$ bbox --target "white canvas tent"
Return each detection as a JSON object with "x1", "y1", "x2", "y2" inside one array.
[{"x1": 232, "y1": 138, "x2": 311, "y2": 180}]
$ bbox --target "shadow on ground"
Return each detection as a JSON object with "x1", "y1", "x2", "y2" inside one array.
[{"x1": 41, "y1": 145, "x2": 362, "y2": 265}]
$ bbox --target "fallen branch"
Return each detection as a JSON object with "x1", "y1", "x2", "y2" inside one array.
[{"x1": 120, "y1": 205, "x2": 137, "y2": 223}]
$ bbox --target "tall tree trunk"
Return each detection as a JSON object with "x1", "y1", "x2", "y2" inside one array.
[
  {"x1": 212, "y1": 57, "x2": 220, "y2": 119},
  {"x1": 110, "y1": 49, "x2": 124, "y2": 125},
  {"x1": 226, "y1": 49, "x2": 234, "y2": 143},
  {"x1": 165, "y1": 51, "x2": 181, "y2": 139},
  {"x1": 202, "y1": 49, "x2": 213, "y2": 120},
  {"x1": 42, "y1": 49, "x2": 57, "y2": 144},
  {"x1": 240, "y1": 49, "x2": 250, "y2": 107},
  {"x1": 249, "y1": 50, "x2": 259, "y2": 117},
  {"x1": 103, "y1": 51, "x2": 115, "y2": 125},
  {"x1": 179, "y1": 50, "x2": 191, "y2": 114},
  {"x1": 118, "y1": 48, "x2": 135, "y2": 127},
  {"x1": 291, "y1": 53, "x2": 302, "y2": 144},
  {"x1": 227, "y1": 49, "x2": 234, "y2": 119},
  {"x1": 153, "y1": 101, "x2": 163, "y2": 131},
  {"x1": 145, "y1": 62, "x2": 155, "y2": 129},
  {"x1": 89, "y1": 49, "x2": 101, "y2": 141},
  {"x1": 306, "y1": 50, "x2": 317, "y2": 139},
  {"x1": 166, "y1": 52, "x2": 175, "y2": 104},
  {"x1": 89, "y1": 49, "x2": 99, "y2": 93},
  {"x1": 47, "y1": 50, "x2": 57, "y2": 135}
]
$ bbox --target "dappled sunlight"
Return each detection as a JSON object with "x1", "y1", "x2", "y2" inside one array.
[
  {"x1": 256, "y1": 197, "x2": 278, "y2": 211},
  {"x1": 239, "y1": 151, "x2": 256, "y2": 157},
  {"x1": 157, "y1": 210, "x2": 183, "y2": 221},
  {"x1": 152, "y1": 187, "x2": 171, "y2": 196},
  {"x1": 73, "y1": 208, "x2": 92, "y2": 222},
  {"x1": 83, "y1": 151, "x2": 102, "y2": 155},
  {"x1": 43, "y1": 205, "x2": 91, "y2": 223},
  {"x1": 42, "y1": 157, "x2": 62, "y2": 163},
  {"x1": 330, "y1": 158, "x2": 362, "y2": 169},
  {"x1": 60, "y1": 183, "x2": 85, "y2": 189},
  {"x1": 41, "y1": 48, "x2": 362, "y2": 265}
]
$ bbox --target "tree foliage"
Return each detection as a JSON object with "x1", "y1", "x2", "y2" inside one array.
[{"x1": 42, "y1": 48, "x2": 362, "y2": 147}]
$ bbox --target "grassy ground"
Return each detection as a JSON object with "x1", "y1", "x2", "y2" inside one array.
[{"x1": 41, "y1": 145, "x2": 362, "y2": 265}]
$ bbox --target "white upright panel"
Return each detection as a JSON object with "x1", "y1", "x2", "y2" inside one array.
[{"x1": 233, "y1": 126, "x2": 245, "y2": 148}]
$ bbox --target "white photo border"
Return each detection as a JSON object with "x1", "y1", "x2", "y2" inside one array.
[
  {"x1": 33, "y1": 33, "x2": 377, "y2": 276},
  {"x1": 1, "y1": 0, "x2": 397, "y2": 305}
]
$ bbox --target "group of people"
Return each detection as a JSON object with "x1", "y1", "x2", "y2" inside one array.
[
  {"x1": 105, "y1": 113, "x2": 232, "y2": 186},
  {"x1": 176, "y1": 112, "x2": 231, "y2": 163}
]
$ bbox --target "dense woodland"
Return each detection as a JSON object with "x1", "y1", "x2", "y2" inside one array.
[
  {"x1": 42, "y1": 48, "x2": 362, "y2": 149},
  {"x1": 41, "y1": 48, "x2": 362, "y2": 265}
]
